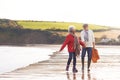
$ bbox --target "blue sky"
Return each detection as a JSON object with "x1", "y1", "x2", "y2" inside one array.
[{"x1": 0, "y1": 0, "x2": 120, "y2": 28}]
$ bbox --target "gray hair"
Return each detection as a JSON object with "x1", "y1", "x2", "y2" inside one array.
[{"x1": 68, "y1": 25, "x2": 75, "y2": 33}]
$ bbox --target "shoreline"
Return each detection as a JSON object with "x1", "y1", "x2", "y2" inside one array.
[
  {"x1": 0, "y1": 52, "x2": 120, "y2": 80},
  {"x1": 0, "y1": 45, "x2": 120, "y2": 80},
  {"x1": 0, "y1": 45, "x2": 120, "y2": 73}
]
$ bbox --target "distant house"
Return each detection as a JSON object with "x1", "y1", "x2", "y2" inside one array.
[{"x1": 100, "y1": 38, "x2": 111, "y2": 43}]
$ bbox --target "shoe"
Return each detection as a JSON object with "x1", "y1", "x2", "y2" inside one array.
[
  {"x1": 73, "y1": 68, "x2": 78, "y2": 73},
  {"x1": 88, "y1": 69, "x2": 90, "y2": 72},
  {"x1": 66, "y1": 65, "x2": 69, "y2": 71}
]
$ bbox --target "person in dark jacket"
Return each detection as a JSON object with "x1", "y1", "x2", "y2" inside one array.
[{"x1": 59, "y1": 25, "x2": 85, "y2": 73}]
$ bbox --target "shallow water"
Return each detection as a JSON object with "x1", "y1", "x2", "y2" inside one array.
[
  {"x1": 0, "y1": 45, "x2": 119, "y2": 75},
  {"x1": 0, "y1": 46, "x2": 53, "y2": 74}
]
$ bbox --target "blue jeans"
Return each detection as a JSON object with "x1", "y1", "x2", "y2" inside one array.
[
  {"x1": 81, "y1": 47, "x2": 92, "y2": 69},
  {"x1": 81, "y1": 47, "x2": 92, "y2": 60},
  {"x1": 67, "y1": 52, "x2": 76, "y2": 67}
]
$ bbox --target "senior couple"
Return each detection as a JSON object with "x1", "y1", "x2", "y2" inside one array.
[{"x1": 59, "y1": 24, "x2": 95, "y2": 73}]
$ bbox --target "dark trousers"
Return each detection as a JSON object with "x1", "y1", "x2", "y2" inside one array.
[
  {"x1": 81, "y1": 47, "x2": 92, "y2": 69},
  {"x1": 67, "y1": 52, "x2": 76, "y2": 68}
]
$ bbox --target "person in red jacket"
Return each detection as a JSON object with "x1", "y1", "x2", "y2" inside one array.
[{"x1": 59, "y1": 25, "x2": 85, "y2": 73}]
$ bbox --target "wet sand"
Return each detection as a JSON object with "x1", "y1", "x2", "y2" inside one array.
[{"x1": 0, "y1": 52, "x2": 120, "y2": 80}]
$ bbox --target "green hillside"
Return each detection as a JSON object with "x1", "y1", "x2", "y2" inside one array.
[{"x1": 17, "y1": 21, "x2": 110, "y2": 30}]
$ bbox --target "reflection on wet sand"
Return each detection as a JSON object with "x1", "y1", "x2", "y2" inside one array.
[
  {"x1": 87, "y1": 72, "x2": 91, "y2": 80},
  {"x1": 0, "y1": 45, "x2": 120, "y2": 80},
  {"x1": 66, "y1": 72, "x2": 96, "y2": 80},
  {"x1": 66, "y1": 72, "x2": 76, "y2": 80},
  {"x1": 82, "y1": 72, "x2": 97, "y2": 80}
]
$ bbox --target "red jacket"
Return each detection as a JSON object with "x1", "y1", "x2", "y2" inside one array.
[{"x1": 59, "y1": 34, "x2": 85, "y2": 52}]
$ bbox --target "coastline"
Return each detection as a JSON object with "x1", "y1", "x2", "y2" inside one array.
[
  {"x1": 0, "y1": 45, "x2": 120, "y2": 80},
  {"x1": 0, "y1": 55, "x2": 120, "y2": 80}
]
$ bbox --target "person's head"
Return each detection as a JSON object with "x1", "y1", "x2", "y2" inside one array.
[
  {"x1": 83, "y1": 24, "x2": 88, "y2": 30},
  {"x1": 68, "y1": 25, "x2": 76, "y2": 34}
]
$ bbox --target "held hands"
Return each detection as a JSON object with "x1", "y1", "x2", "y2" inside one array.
[
  {"x1": 83, "y1": 45, "x2": 86, "y2": 48},
  {"x1": 83, "y1": 41, "x2": 86, "y2": 48}
]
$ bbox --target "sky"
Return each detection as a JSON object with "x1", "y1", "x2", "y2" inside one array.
[{"x1": 0, "y1": 0, "x2": 120, "y2": 28}]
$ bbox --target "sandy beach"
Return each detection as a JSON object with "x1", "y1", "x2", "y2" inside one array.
[{"x1": 0, "y1": 46, "x2": 120, "y2": 80}]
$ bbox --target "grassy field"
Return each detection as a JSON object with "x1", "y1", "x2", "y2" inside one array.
[
  {"x1": 18, "y1": 21, "x2": 120, "y2": 39},
  {"x1": 17, "y1": 21, "x2": 110, "y2": 30}
]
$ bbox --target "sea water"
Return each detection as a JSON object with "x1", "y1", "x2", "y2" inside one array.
[
  {"x1": 0, "y1": 45, "x2": 120, "y2": 74},
  {"x1": 0, "y1": 46, "x2": 53, "y2": 74}
]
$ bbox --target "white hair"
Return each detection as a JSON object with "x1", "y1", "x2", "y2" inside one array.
[{"x1": 68, "y1": 25, "x2": 75, "y2": 33}]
